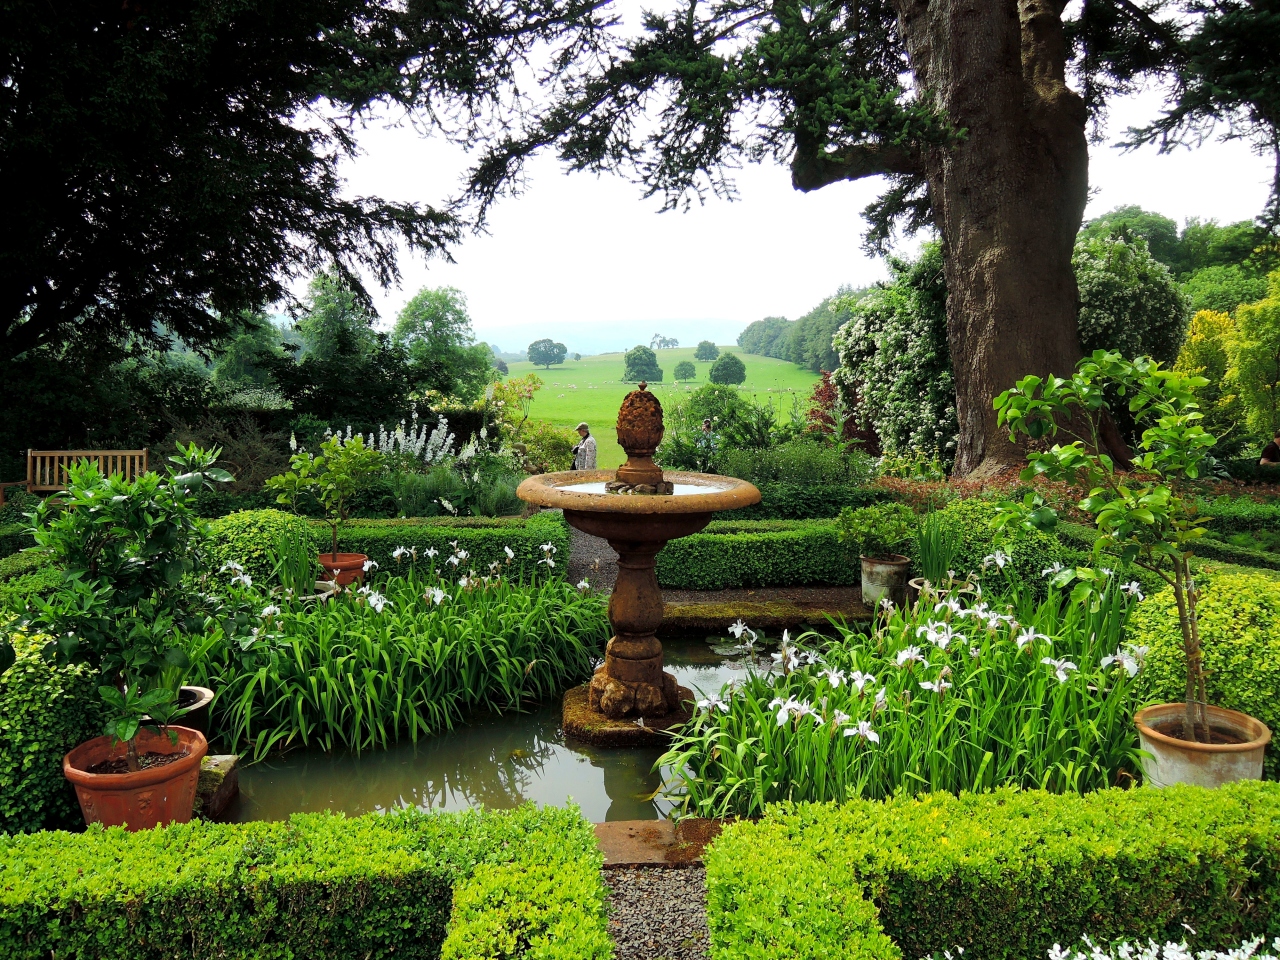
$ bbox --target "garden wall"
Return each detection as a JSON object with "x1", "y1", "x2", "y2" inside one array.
[
  {"x1": 0, "y1": 804, "x2": 610, "y2": 960},
  {"x1": 706, "y1": 783, "x2": 1280, "y2": 960}
]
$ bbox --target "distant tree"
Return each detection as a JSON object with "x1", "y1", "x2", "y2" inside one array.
[
  {"x1": 673, "y1": 360, "x2": 696, "y2": 382},
  {"x1": 1174, "y1": 310, "x2": 1246, "y2": 457},
  {"x1": 1079, "y1": 207, "x2": 1183, "y2": 268},
  {"x1": 694, "y1": 341, "x2": 719, "y2": 362},
  {"x1": 737, "y1": 317, "x2": 794, "y2": 359},
  {"x1": 790, "y1": 288, "x2": 869, "y2": 373},
  {"x1": 392, "y1": 286, "x2": 492, "y2": 400},
  {"x1": 494, "y1": 357, "x2": 509, "y2": 375},
  {"x1": 708, "y1": 352, "x2": 746, "y2": 385},
  {"x1": 1073, "y1": 235, "x2": 1190, "y2": 364},
  {"x1": 527, "y1": 339, "x2": 568, "y2": 369},
  {"x1": 1230, "y1": 273, "x2": 1280, "y2": 436},
  {"x1": 624, "y1": 345, "x2": 663, "y2": 382},
  {"x1": 650, "y1": 334, "x2": 679, "y2": 349},
  {"x1": 212, "y1": 313, "x2": 285, "y2": 386},
  {"x1": 296, "y1": 271, "x2": 379, "y2": 361},
  {"x1": 571, "y1": 352, "x2": 582, "y2": 361},
  {"x1": 1182, "y1": 266, "x2": 1270, "y2": 316}
]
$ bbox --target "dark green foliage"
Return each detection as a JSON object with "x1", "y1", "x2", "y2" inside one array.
[
  {"x1": 0, "y1": 551, "x2": 61, "y2": 610},
  {"x1": 790, "y1": 289, "x2": 868, "y2": 373},
  {"x1": 935, "y1": 498, "x2": 1071, "y2": 590},
  {"x1": 673, "y1": 360, "x2": 697, "y2": 381},
  {"x1": 722, "y1": 483, "x2": 898, "y2": 521},
  {"x1": 737, "y1": 316, "x2": 795, "y2": 359},
  {"x1": 656, "y1": 520, "x2": 855, "y2": 589},
  {"x1": 0, "y1": 629, "x2": 107, "y2": 833},
  {"x1": 0, "y1": 804, "x2": 609, "y2": 959},
  {"x1": 1078, "y1": 207, "x2": 1279, "y2": 279},
  {"x1": 708, "y1": 352, "x2": 746, "y2": 385},
  {"x1": 1132, "y1": 571, "x2": 1280, "y2": 778},
  {"x1": 706, "y1": 784, "x2": 1280, "y2": 960},
  {"x1": 715, "y1": 443, "x2": 877, "y2": 486},
  {"x1": 1196, "y1": 495, "x2": 1280, "y2": 533},
  {"x1": 392, "y1": 287, "x2": 494, "y2": 402},
  {"x1": 0, "y1": 523, "x2": 32, "y2": 559},
  {"x1": 1183, "y1": 265, "x2": 1271, "y2": 315},
  {"x1": 527, "y1": 339, "x2": 568, "y2": 369},
  {"x1": 204, "y1": 509, "x2": 317, "y2": 582},
  {"x1": 623, "y1": 344, "x2": 663, "y2": 382},
  {"x1": 1078, "y1": 206, "x2": 1183, "y2": 267},
  {"x1": 694, "y1": 340, "x2": 720, "y2": 362}
]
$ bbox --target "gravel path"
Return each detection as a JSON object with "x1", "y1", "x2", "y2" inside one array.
[
  {"x1": 568, "y1": 522, "x2": 619, "y2": 591},
  {"x1": 605, "y1": 867, "x2": 709, "y2": 960}
]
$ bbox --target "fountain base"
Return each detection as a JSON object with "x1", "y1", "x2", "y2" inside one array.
[{"x1": 562, "y1": 683, "x2": 695, "y2": 748}]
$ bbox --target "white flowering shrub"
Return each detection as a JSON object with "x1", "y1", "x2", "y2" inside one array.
[{"x1": 1074, "y1": 235, "x2": 1190, "y2": 364}]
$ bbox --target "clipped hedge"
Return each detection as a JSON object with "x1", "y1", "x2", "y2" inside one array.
[
  {"x1": 706, "y1": 783, "x2": 1280, "y2": 960},
  {"x1": 0, "y1": 804, "x2": 611, "y2": 959},
  {"x1": 0, "y1": 551, "x2": 60, "y2": 610},
  {"x1": 718, "y1": 483, "x2": 896, "y2": 521},
  {"x1": 204, "y1": 509, "x2": 316, "y2": 582},
  {"x1": 1131, "y1": 571, "x2": 1280, "y2": 778},
  {"x1": 1191, "y1": 536, "x2": 1280, "y2": 571},
  {"x1": 0, "y1": 628, "x2": 106, "y2": 834},
  {"x1": 316, "y1": 513, "x2": 571, "y2": 580},
  {"x1": 1197, "y1": 495, "x2": 1280, "y2": 534},
  {"x1": 936, "y1": 498, "x2": 1073, "y2": 592},
  {"x1": 656, "y1": 519, "x2": 854, "y2": 589},
  {"x1": 0, "y1": 522, "x2": 32, "y2": 560}
]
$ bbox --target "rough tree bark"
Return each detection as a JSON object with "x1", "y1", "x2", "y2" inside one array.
[{"x1": 895, "y1": 0, "x2": 1089, "y2": 477}]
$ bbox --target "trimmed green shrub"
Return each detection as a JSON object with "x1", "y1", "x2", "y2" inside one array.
[
  {"x1": 0, "y1": 804, "x2": 610, "y2": 959},
  {"x1": 0, "y1": 522, "x2": 32, "y2": 559},
  {"x1": 1131, "y1": 571, "x2": 1280, "y2": 778},
  {"x1": 1192, "y1": 536, "x2": 1280, "y2": 570},
  {"x1": 1053, "y1": 523, "x2": 1170, "y2": 598},
  {"x1": 656, "y1": 519, "x2": 854, "y2": 589},
  {"x1": 937, "y1": 498, "x2": 1071, "y2": 591},
  {"x1": 0, "y1": 551, "x2": 61, "y2": 609},
  {"x1": 706, "y1": 783, "x2": 1280, "y2": 960},
  {"x1": 720, "y1": 482, "x2": 896, "y2": 521},
  {"x1": 204, "y1": 508, "x2": 316, "y2": 581},
  {"x1": 318, "y1": 513, "x2": 571, "y2": 579},
  {"x1": 1197, "y1": 496, "x2": 1280, "y2": 534},
  {"x1": 0, "y1": 627, "x2": 107, "y2": 834}
]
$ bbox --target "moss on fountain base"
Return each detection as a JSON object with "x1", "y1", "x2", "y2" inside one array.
[{"x1": 562, "y1": 683, "x2": 695, "y2": 748}]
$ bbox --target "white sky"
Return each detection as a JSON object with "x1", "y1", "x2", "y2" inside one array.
[{"x1": 327, "y1": 77, "x2": 1274, "y2": 357}]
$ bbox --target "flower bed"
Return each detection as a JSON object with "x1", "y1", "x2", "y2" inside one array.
[
  {"x1": 0, "y1": 804, "x2": 611, "y2": 960},
  {"x1": 705, "y1": 782, "x2": 1280, "y2": 960}
]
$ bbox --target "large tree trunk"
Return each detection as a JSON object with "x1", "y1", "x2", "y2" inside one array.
[{"x1": 894, "y1": 0, "x2": 1089, "y2": 477}]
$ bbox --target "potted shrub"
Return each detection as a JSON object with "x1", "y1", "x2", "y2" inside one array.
[
  {"x1": 995, "y1": 350, "x2": 1271, "y2": 787},
  {"x1": 62, "y1": 685, "x2": 207, "y2": 829},
  {"x1": 6, "y1": 445, "x2": 230, "y2": 827},
  {"x1": 837, "y1": 503, "x2": 915, "y2": 607},
  {"x1": 266, "y1": 434, "x2": 384, "y2": 586}
]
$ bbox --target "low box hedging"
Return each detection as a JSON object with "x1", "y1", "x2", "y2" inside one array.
[
  {"x1": 706, "y1": 783, "x2": 1280, "y2": 960},
  {"x1": 720, "y1": 483, "x2": 897, "y2": 521},
  {"x1": 0, "y1": 522, "x2": 32, "y2": 559},
  {"x1": 1196, "y1": 495, "x2": 1280, "y2": 534},
  {"x1": 656, "y1": 520, "x2": 854, "y2": 589},
  {"x1": 0, "y1": 803, "x2": 611, "y2": 959},
  {"x1": 204, "y1": 510, "x2": 571, "y2": 583},
  {"x1": 1131, "y1": 570, "x2": 1280, "y2": 779},
  {"x1": 0, "y1": 550, "x2": 60, "y2": 609}
]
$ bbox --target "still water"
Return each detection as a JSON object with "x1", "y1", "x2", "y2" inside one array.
[{"x1": 228, "y1": 636, "x2": 766, "y2": 823}]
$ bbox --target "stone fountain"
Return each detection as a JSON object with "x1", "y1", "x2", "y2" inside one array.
[{"x1": 516, "y1": 383, "x2": 760, "y2": 746}]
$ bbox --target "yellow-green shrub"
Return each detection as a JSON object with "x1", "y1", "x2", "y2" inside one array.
[
  {"x1": 1130, "y1": 571, "x2": 1280, "y2": 777},
  {"x1": 203, "y1": 508, "x2": 315, "y2": 581}
]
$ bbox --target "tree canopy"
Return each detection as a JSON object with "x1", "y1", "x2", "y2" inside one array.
[
  {"x1": 623, "y1": 345, "x2": 663, "y2": 382},
  {"x1": 527, "y1": 339, "x2": 568, "y2": 369},
  {"x1": 708, "y1": 352, "x2": 746, "y2": 385},
  {"x1": 0, "y1": 0, "x2": 606, "y2": 363},
  {"x1": 674, "y1": 360, "x2": 697, "y2": 382},
  {"x1": 1074, "y1": 235, "x2": 1190, "y2": 365},
  {"x1": 694, "y1": 341, "x2": 719, "y2": 362},
  {"x1": 392, "y1": 287, "x2": 492, "y2": 400}
]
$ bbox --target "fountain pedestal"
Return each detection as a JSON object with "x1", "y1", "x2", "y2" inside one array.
[{"x1": 516, "y1": 383, "x2": 760, "y2": 746}]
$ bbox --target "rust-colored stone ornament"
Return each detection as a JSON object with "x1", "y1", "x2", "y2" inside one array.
[{"x1": 515, "y1": 385, "x2": 762, "y2": 744}]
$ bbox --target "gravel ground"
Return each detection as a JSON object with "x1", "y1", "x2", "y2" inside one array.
[
  {"x1": 568, "y1": 522, "x2": 619, "y2": 591},
  {"x1": 605, "y1": 867, "x2": 709, "y2": 960}
]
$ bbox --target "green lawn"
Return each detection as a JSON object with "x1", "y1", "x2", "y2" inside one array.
[{"x1": 505, "y1": 346, "x2": 822, "y2": 468}]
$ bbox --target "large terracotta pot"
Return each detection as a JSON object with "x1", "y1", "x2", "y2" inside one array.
[
  {"x1": 63, "y1": 725, "x2": 208, "y2": 830},
  {"x1": 1135, "y1": 703, "x2": 1271, "y2": 788},
  {"x1": 318, "y1": 552, "x2": 368, "y2": 587},
  {"x1": 861, "y1": 554, "x2": 910, "y2": 608}
]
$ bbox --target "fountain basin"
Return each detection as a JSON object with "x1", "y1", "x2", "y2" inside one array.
[{"x1": 517, "y1": 469, "x2": 761, "y2": 517}]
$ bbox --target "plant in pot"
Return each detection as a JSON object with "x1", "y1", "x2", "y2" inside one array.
[
  {"x1": 266, "y1": 434, "x2": 385, "y2": 586},
  {"x1": 837, "y1": 503, "x2": 916, "y2": 608},
  {"x1": 994, "y1": 350, "x2": 1271, "y2": 787},
  {"x1": 13, "y1": 444, "x2": 230, "y2": 827}
]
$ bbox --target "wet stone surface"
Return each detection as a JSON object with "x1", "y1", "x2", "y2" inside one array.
[{"x1": 605, "y1": 866, "x2": 709, "y2": 960}]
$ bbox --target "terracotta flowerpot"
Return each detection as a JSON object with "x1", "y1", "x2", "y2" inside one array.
[
  {"x1": 1135, "y1": 703, "x2": 1271, "y2": 788},
  {"x1": 861, "y1": 554, "x2": 911, "y2": 608},
  {"x1": 318, "y1": 552, "x2": 368, "y2": 587},
  {"x1": 63, "y1": 725, "x2": 208, "y2": 830}
]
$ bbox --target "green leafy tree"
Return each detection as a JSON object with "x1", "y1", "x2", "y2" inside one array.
[
  {"x1": 833, "y1": 242, "x2": 956, "y2": 468},
  {"x1": 527, "y1": 339, "x2": 568, "y2": 369},
  {"x1": 1181, "y1": 265, "x2": 1270, "y2": 316},
  {"x1": 392, "y1": 286, "x2": 492, "y2": 400},
  {"x1": 212, "y1": 314, "x2": 286, "y2": 386},
  {"x1": 623, "y1": 345, "x2": 663, "y2": 382},
  {"x1": 694, "y1": 341, "x2": 719, "y2": 362},
  {"x1": 1073, "y1": 235, "x2": 1190, "y2": 364},
  {"x1": 267, "y1": 435, "x2": 385, "y2": 560},
  {"x1": 995, "y1": 351, "x2": 1217, "y2": 742},
  {"x1": 736, "y1": 317, "x2": 794, "y2": 360},
  {"x1": 790, "y1": 288, "x2": 869, "y2": 374},
  {"x1": 673, "y1": 360, "x2": 697, "y2": 382},
  {"x1": 1229, "y1": 273, "x2": 1280, "y2": 436},
  {"x1": 1174, "y1": 310, "x2": 1247, "y2": 457},
  {"x1": 1078, "y1": 206, "x2": 1182, "y2": 267},
  {"x1": 708, "y1": 352, "x2": 746, "y2": 385},
  {"x1": 296, "y1": 272, "x2": 379, "y2": 361}
]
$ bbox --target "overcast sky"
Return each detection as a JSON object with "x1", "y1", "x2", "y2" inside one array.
[{"x1": 328, "y1": 77, "x2": 1274, "y2": 357}]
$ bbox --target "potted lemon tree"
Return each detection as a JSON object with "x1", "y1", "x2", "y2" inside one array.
[
  {"x1": 266, "y1": 434, "x2": 384, "y2": 586},
  {"x1": 995, "y1": 350, "x2": 1271, "y2": 787}
]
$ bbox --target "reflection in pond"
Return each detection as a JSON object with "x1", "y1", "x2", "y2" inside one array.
[{"x1": 229, "y1": 635, "x2": 770, "y2": 823}]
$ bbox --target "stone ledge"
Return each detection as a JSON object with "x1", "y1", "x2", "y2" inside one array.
[
  {"x1": 193, "y1": 754, "x2": 240, "y2": 820},
  {"x1": 562, "y1": 683, "x2": 694, "y2": 748}
]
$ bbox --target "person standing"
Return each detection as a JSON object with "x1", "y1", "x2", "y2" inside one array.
[
  {"x1": 1261, "y1": 429, "x2": 1280, "y2": 467},
  {"x1": 573, "y1": 422, "x2": 597, "y2": 470}
]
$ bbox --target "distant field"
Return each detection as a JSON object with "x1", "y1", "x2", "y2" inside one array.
[{"x1": 505, "y1": 346, "x2": 822, "y2": 468}]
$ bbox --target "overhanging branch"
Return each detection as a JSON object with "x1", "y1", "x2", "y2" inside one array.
[{"x1": 791, "y1": 141, "x2": 923, "y2": 192}]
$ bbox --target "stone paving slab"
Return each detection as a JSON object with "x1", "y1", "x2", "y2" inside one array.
[{"x1": 595, "y1": 819, "x2": 724, "y2": 867}]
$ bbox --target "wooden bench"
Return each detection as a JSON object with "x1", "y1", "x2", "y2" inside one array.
[{"x1": 0, "y1": 449, "x2": 149, "y2": 507}]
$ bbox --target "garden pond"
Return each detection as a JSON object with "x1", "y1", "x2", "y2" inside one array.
[{"x1": 228, "y1": 634, "x2": 763, "y2": 822}]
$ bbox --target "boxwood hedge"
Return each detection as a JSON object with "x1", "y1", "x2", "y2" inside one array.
[
  {"x1": 0, "y1": 522, "x2": 32, "y2": 560},
  {"x1": 720, "y1": 483, "x2": 896, "y2": 521},
  {"x1": 0, "y1": 804, "x2": 611, "y2": 959},
  {"x1": 707, "y1": 783, "x2": 1280, "y2": 960},
  {"x1": 655, "y1": 519, "x2": 854, "y2": 589}
]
